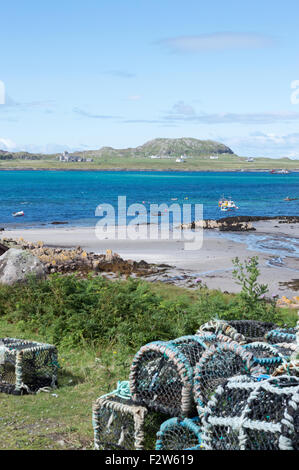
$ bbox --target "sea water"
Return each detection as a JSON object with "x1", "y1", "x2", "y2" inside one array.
[{"x1": 0, "y1": 170, "x2": 298, "y2": 228}]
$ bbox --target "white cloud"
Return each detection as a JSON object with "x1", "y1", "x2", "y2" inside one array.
[
  {"x1": 221, "y1": 132, "x2": 299, "y2": 159},
  {"x1": 0, "y1": 139, "x2": 90, "y2": 154},
  {"x1": 163, "y1": 110, "x2": 299, "y2": 125},
  {"x1": 157, "y1": 32, "x2": 276, "y2": 53},
  {"x1": 171, "y1": 101, "x2": 196, "y2": 116},
  {"x1": 73, "y1": 107, "x2": 122, "y2": 119},
  {"x1": 0, "y1": 138, "x2": 17, "y2": 151}
]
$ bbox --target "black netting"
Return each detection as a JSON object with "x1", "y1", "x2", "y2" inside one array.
[
  {"x1": 228, "y1": 320, "x2": 277, "y2": 342},
  {"x1": 201, "y1": 376, "x2": 263, "y2": 450},
  {"x1": 130, "y1": 337, "x2": 213, "y2": 417},
  {"x1": 240, "y1": 376, "x2": 299, "y2": 450},
  {"x1": 265, "y1": 328, "x2": 297, "y2": 345},
  {"x1": 93, "y1": 395, "x2": 165, "y2": 450},
  {"x1": 194, "y1": 341, "x2": 265, "y2": 413},
  {"x1": 0, "y1": 338, "x2": 58, "y2": 394},
  {"x1": 243, "y1": 342, "x2": 288, "y2": 374}
]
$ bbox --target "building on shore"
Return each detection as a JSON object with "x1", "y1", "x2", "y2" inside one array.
[{"x1": 59, "y1": 151, "x2": 93, "y2": 163}]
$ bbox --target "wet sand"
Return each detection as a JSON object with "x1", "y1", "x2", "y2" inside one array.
[{"x1": 1, "y1": 219, "x2": 298, "y2": 298}]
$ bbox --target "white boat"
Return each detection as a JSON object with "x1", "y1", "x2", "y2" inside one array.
[
  {"x1": 12, "y1": 211, "x2": 24, "y2": 217},
  {"x1": 219, "y1": 197, "x2": 239, "y2": 211}
]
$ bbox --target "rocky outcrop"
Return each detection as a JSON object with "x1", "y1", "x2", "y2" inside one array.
[
  {"x1": 181, "y1": 215, "x2": 299, "y2": 231},
  {"x1": 181, "y1": 219, "x2": 255, "y2": 231},
  {"x1": 0, "y1": 248, "x2": 46, "y2": 285},
  {"x1": 0, "y1": 240, "x2": 164, "y2": 278}
]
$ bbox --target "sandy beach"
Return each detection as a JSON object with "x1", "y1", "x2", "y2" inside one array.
[{"x1": 1, "y1": 218, "x2": 298, "y2": 298}]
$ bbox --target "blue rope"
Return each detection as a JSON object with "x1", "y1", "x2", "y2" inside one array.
[{"x1": 100, "y1": 380, "x2": 132, "y2": 400}]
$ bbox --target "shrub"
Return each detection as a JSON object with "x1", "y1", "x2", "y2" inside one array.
[{"x1": 0, "y1": 270, "x2": 292, "y2": 351}]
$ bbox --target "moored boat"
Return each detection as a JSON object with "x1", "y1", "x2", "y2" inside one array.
[{"x1": 12, "y1": 211, "x2": 24, "y2": 217}]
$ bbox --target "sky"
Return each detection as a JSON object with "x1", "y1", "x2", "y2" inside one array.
[{"x1": 1, "y1": 0, "x2": 299, "y2": 158}]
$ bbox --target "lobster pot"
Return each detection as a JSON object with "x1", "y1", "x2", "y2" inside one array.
[
  {"x1": 265, "y1": 328, "x2": 297, "y2": 345},
  {"x1": 239, "y1": 376, "x2": 299, "y2": 450},
  {"x1": 92, "y1": 395, "x2": 164, "y2": 450},
  {"x1": 227, "y1": 320, "x2": 277, "y2": 343},
  {"x1": 0, "y1": 338, "x2": 58, "y2": 394},
  {"x1": 130, "y1": 336, "x2": 213, "y2": 417},
  {"x1": 243, "y1": 342, "x2": 289, "y2": 375},
  {"x1": 196, "y1": 320, "x2": 246, "y2": 344},
  {"x1": 193, "y1": 341, "x2": 265, "y2": 414},
  {"x1": 201, "y1": 375, "x2": 268, "y2": 450},
  {"x1": 155, "y1": 417, "x2": 202, "y2": 450}
]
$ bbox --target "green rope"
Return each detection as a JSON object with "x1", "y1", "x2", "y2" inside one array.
[{"x1": 100, "y1": 380, "x2": 132, "y2": 400}]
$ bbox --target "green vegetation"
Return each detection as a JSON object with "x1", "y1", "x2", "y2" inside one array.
[
  {"x1": 232, "y1": 256, "x2": 270, "y2": 312},
  {"x1": 0, "y1": 268, "x2": 296, "y2": 449},
  {"x1": 0, "y1": 138, "x2": 298, "y2": 171}
]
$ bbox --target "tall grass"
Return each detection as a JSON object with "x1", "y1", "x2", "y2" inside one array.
[{"x1": 0, "y1": 273, "x2": 294, "y2": 353}]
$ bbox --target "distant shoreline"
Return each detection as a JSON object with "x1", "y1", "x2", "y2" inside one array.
[{"x1": 0, "y1": 167, "x2": 299, "y2": 173}]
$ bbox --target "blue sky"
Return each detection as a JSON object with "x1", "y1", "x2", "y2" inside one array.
[{"x1": 1, "y1": 0, "x2": 299, "y2": 158}]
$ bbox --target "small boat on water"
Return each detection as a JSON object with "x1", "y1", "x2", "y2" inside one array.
[
  {"x1": 219, "y1": 196, "x2": 239, "y2": 211},
  {"x1": 284, "y1": 196, "x2": 298, "y2": 201},
  {"x1": 12, "y1": 211, "x2": 24, "y2": 217},
  {"x1": 270, "y1": 169, "x2": 290, "y2": 174}
]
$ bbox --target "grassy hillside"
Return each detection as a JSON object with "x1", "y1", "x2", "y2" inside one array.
[
  {"x1": 0, "y1": 154, "x2": 298, "y2": 171},
  {"x1": 0, "y1": 138, "x2": 298, "y2": 170}
]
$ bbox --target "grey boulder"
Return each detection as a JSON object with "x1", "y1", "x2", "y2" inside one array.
[{"x1": 0, "y1": 248, "x2": 46, "y2": 285}]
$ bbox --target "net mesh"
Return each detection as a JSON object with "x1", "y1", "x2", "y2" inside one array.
[
  {"x1": 129, "y1": 336, "x2": 214, "y2": 417},
  {"x1": 155, "y1": 417, "x2": 202, "y2": 450},
  {"x1": 201, "y1": 375, "x2": 299, "y2": 450},
  {"x1": 201, "y1": 375, "x2": 271, "y2": 450},
  {"x1": 270, "y1": 343, "x2": 297, "y2": 358},
  {"x1": 92, "y1": 395, "x2": 164, "y2": 450},
  {"x1": 265, "y1": 328, "x2": 297, "y2": 345},
  {"x1": 193, "y1": 341, "x2": 265, "y2": 414},
  {"x1": 0, "y1": 337, "x2": 58, "y2": 394},
  {"x1": 240, "y1": 376, "x2": 299, "y2": 450},
  {"x1": 227, "y1": 320, "x2": 277, "y2": 343},
  {"x1": 243, "y1": 342, "x2": 289, "y2": 374}
]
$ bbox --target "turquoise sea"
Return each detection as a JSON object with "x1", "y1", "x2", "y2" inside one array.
[{"x1": 0, "y1": 170, "x2": 298, "y2": 228}]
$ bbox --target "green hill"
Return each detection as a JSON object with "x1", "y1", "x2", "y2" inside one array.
[
  {"x1": 75, "y1": 137, "x2": 234, "y2": 158},
  {"x1": 0, "y1": 138, "x2": 298, "y2": 170}
]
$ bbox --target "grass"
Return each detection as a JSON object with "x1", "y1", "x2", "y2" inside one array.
[
  {"x1": 0, "y1": 318, "x2": 131, "y2": 450},
  {"x1": 0, "y1": 154, "x2": 298, "y2": 171},
  {"x1": 0, "y1": 276, "x2": 296, "y2": 450}
]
